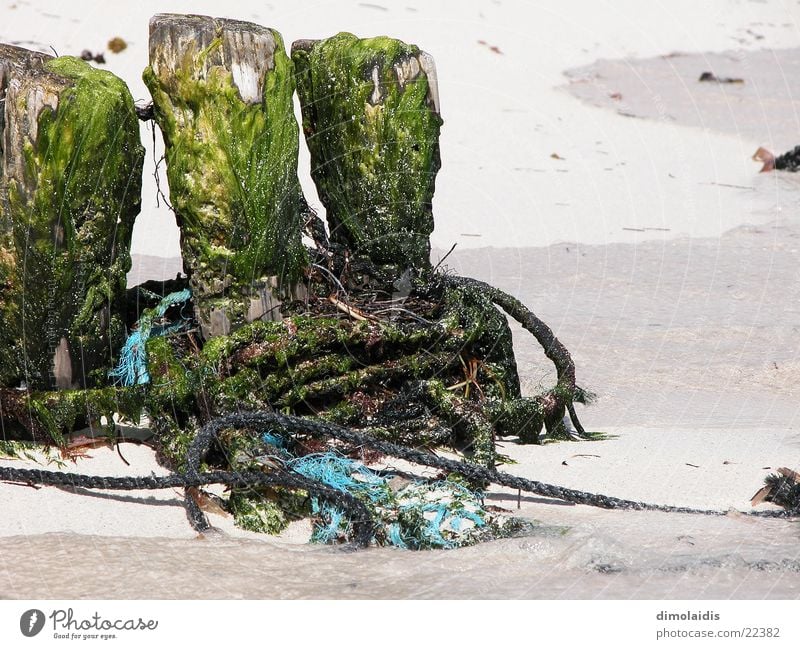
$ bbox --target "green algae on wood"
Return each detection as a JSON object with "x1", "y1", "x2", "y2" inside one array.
[
  {"x1": 0, "y1": 385, "x2": 146, "y2": 445},
  {"x1": 292, "y1": 33, "x2": 442, "y2": 271},
  {"x1": 0, "y1": 45, "x2": 144, "y2": 390},
  {"x1": 143, "y1": 14, "x2": 307, "y2": 338}
]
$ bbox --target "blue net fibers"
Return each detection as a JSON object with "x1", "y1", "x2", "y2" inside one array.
[
  {"x1": 261, "y1": 431, "x2": 288, "y2": 449},
  {"x1": 110, "y1": 289, "x2": 192, "y2": 386},
  {"x1": 393, "y1": 481, "x2": 486, "y2": 549},
  {"x1": 288, "y1": 452, "x2": 390, "y2": 544},
  {"x1": 286, "y1": 450, "x2": 490, "y2": 549}
]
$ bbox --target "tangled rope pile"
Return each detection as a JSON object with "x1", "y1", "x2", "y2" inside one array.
[
  {"x1": 287, "y1": 451, "x2": 494, "y2": 548},
  {"x1": 1, "y1": 270, "x2": 794, "y2": 548}
]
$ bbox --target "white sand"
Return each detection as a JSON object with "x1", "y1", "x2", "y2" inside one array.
[{"x1": 1, "y1": 0, "x2": 800, "y2": 598}]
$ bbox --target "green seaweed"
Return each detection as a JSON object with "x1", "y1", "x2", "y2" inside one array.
[
  {"x1": 143, "y1": 29, "x2": 307, "y2": 331},
  {"x1": 0, "y1": 243, "x2": 19, "y2": 386},
  {"x1": 439, "y1": 278, "x2": 521, "y2": 401},
  {"x1": 490, "y1": 397, "x2": 544, "y2": 444},
  {"x1": 223, "y1": 428, "x2": 310, "y2": 534},
  {"x1": 16, "y1": 386, "x2": 145, "y2": 445},
  {"x1": 293, "y1": 33, "x2": 442, "y2": 270},
  {"x1": 144, "y1": 276, "x2": 527, "y2": 471},
  {"x1": 3, "y1": 55, "x2": 143, "y2": 389},
  {"x1": 228, "y1": 486, "x2": 314, "y2": 535}
]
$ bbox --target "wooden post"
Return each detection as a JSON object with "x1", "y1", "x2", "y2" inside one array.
[
  {"x1": 144, "y1": 14, "x2": 307, "y2": 338},
  {"x1": 0, "y1": 45, "x2": 144, "y2": 390},
  {"x1": 292, "y1": 33, "x2": 442, "y2": 272}
]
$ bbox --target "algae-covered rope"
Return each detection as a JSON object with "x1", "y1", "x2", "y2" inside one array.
[
  {"x1": 438, "y1": 275, "x2": 588, "y2": 437},
  {"x1": 198, "y1": 411, "x2": 797, "y2": 520},
  {"x1": 182, "y1": 415, "x2": 379, "y2": 538},
  {"x1": 0, "y1": 466, "x2": 278, "y2": 490}
]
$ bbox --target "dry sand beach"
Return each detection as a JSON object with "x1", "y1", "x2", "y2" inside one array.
[{"x1": 1, "y1": 0, "x2": 800, "y2": 599}]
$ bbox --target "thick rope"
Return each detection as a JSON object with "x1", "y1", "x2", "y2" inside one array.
[
  {"x1": 0, "y1": 449, "x2": 375, "y2": 546},
  {"x1": 0, "y1": 410, "x2": 793, "y2": 550},
  {"x1": 193, "y1": 412, "x2": 798, "y2": 520}
]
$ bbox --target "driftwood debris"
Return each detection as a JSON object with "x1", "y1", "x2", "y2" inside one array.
[{"x1": 753, "y1": 145, "x2": 800, "y2": 173}]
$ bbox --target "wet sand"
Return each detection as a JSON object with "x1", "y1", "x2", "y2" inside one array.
[
  {"x1": 3, "y1": 510, "x2": 800, "y2": 599},
  {"x1": 563, "y1": 47, "x2": 800, "y2": 148}
]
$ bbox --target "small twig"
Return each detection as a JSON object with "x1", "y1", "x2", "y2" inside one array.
[
  {"x1": 186, "y1": 330, "x2": 203, "y2": 356},
  {"x1": 446, "y1": 356, "x2": 484, "y2": 400},
  {"x1": 147, "y1": 119, "x2": 174, "y2": 212},
  {"x1": 115, "y1": 436, "x2": 130, "y2": 467},
  {"x1": 153, "y1": 154, "x2": 174, "y2": 211},
  {"x1": 328, "y1": 295, "x2": 375, "y2": 321},
  {"x1": 311, "y1": 263, "x2": 349, "y2": 297},
  {"x1": 370, "y1": 307, "x2": 434, "y2": 325},
  {"x1": 432, "y1": 243, "x2": 457, "y2": 273},
  {"x1": 702, "y1": 182, "x2": 754, "y2": 190}
]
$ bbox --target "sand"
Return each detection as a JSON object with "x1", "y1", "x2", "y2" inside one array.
[
  {"x1": 1, "y1": 0, "x2": 800, "y2": 599},
  {"x1": 7, "y1": 224, "x2": 800, "y2": 598}
]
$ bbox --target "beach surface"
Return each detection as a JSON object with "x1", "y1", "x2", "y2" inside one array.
[
  {"x1": 6, "y1": 224, "x2": 800, "y2": 599},
  {"x1": 1, "y1": 0, "x2": 800, "y2": 599}
]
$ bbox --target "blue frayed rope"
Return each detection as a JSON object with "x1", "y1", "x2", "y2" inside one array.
[
  {"x1": 285, "y1": 451, "x2": 489, "y2": 549},
  {"x1": 110, "y1": 289, "x2": 192, "y2": 386}
]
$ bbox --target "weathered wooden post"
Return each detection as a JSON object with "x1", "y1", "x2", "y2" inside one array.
[
  {"x1": 292, "y1": 33, "x2": 442, "y2": 272},
  {"x1": 144, "y1": 14, "x2": 307, "y2": 338},
  {"x1": 0, "y1": 45, "x2": 144, "y2": 390}
]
